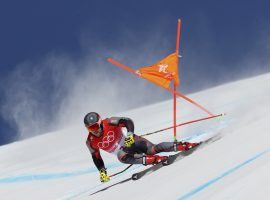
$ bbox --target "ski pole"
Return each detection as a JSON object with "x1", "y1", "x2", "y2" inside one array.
[
  {"x1": 109, "y1": 164, "x2": 133, "y2": 178},
  {"x1": 141, "y1": 113, "x2": 225, "y2": 137}
]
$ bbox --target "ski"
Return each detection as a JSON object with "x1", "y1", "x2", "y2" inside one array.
[{"x1": 131, "y1": 134, "x2": 222, "y2": 180}]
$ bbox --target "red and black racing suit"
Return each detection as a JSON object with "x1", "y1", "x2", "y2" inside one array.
[{"x1": 86, "y1": 117, "x2": 178, "y2": 170}]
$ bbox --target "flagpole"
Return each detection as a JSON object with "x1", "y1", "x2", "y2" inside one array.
[
  {"x1": 173, "y1": 83, "x2": 177, "y2": 142},
  {"x1": 173, "y1": 19, "x2": 181, "y2": 143},
  {"x1": 175, "y1": 19, "x2": 181, "y2": 54},
  {"x1": 141, "y1": 113, "x2": 225, "y2": 137}
]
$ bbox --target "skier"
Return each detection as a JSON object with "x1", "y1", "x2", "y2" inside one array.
[{"x1": 85, "y1": 112, "x2": 199, "y2": 183}]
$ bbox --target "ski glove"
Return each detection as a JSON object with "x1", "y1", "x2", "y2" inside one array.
[
  {"x1": 99, "y1": 168, "x2": 110, "y2": 183},
  {"x1": 124, "y1": 132, "x2": 135, "y2": 147}
]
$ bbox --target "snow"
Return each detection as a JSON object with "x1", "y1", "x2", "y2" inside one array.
[{"x1": 0, "y1": 73, "x2": 270, "y2": 200}]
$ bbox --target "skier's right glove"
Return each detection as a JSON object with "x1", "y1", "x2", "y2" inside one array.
[
  {"x1": 99, "y1": 168, "x2": 110, "y2": 183},
  {"x1": 124, "y1": 132, "x2": 135, "y2": 147}
]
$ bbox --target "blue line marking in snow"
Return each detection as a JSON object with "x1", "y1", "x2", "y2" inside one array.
[
  {"x1": 0, "y1": 162, "x2": 123, "y2": 184},
  {"x1": 178, "y1": 148, "x2": 270, "y2": 200}
]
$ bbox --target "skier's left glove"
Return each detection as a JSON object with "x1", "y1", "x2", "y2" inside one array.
[
  {"x1": 124, "y1": 132, "x2": 135, "y2": 147},
  {"x1": 99, "y1": 168, "x2": 110, "y2": 183}
]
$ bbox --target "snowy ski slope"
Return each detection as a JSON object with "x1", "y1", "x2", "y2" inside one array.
[{"x1": 0, "y1": 73, "x2": 269, "y2": 200}]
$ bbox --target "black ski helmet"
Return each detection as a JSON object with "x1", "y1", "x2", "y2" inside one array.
[{"x1": 84, "y1": 112, "x2": 101, "y2": 127}]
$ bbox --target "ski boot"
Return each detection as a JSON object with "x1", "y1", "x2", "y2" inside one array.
[
  {"x1": 176, "y1": 141, "x2": 200, "y2": 152},
  {"x1": 142, "y1": 155, "x2": 168, "y2": 165}
]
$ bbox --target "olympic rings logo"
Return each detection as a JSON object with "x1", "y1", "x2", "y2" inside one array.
[{"x1": 97, "y1": 131, "x2": 115, "y2": 149}]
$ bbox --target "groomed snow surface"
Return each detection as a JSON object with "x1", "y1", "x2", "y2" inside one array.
[{"x1": 0, "y1": 73, "x2": 269, "y2": 200}]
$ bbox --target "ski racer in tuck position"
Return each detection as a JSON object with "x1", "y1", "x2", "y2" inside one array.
[{"x1": 84, "y1": 112, "x2": 199, "y2": 183}]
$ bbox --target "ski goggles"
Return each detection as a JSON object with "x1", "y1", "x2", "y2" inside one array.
[{"x1": 86, "y1": 123, "x2": 100, "y2": 133}]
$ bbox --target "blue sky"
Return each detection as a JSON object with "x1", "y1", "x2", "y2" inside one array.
[{"x1": 1, "y1": 0, "x2": 270, "y2": 145}]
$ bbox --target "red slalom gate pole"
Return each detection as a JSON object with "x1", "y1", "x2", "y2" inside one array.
[
  {"x1": 173, "y1": 83, "x2": 177, "y2": 142},
  {"x1": 141, "y1": 113, "x2": 225, "y2": 137},
  {"x1": 175, "y1": 19, "x2": 181, "y2": 55},
  {"x1": 173, "y1": 19, "x2": 181, "y2": 142}
]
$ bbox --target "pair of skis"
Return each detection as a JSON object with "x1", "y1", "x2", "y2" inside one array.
[
  {"x1": 131, "y1": 134, "x2": 220, "y2": 180},
  {"x1": 89, "y1": 133, "x2": 222, "y2": 196}
]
